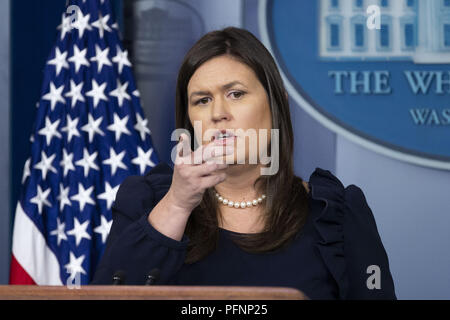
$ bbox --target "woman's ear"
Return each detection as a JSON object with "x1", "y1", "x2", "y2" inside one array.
[{"x1": 284, "y1": 90, "x2": 288, "y2": 100}]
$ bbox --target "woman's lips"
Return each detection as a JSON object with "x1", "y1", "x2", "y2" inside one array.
[{"x1": 213, "y1": 136, "x2": 237, "y2": 146}]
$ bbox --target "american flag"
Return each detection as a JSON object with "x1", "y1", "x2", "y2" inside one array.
[{"x1": 9, "y1": 0, "x2": 159, "y2": 285}]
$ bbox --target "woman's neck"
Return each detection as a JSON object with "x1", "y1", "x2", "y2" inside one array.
[
  {"x1": 213, "y1": 163, "x2": 265, "y2": 202},
  {"x1": 214, "y1": 163, "x2": 267, "y2": 234}
]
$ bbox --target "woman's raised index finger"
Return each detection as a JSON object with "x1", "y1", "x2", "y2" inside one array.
[
  {"x1": 175, "y1": 133, "x2": 193, "y2": 164},
  {"x1": 192, "y1": 140, "x2": 228, "y2": 164}
]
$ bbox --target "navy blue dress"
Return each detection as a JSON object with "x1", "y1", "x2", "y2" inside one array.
[{"x1": 92, "y1": 162, "x2": 396, "y2": 300}]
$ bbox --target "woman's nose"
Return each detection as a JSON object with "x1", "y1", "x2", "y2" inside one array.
[{"x1": 211, "y1": 98, "x2": 231, "y2": 122}]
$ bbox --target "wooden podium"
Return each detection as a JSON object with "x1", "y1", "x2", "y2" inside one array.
[{"x1": 0, "y1": 285, "x2": 308, "y2": 300}]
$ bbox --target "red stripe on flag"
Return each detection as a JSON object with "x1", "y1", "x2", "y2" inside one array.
[{"x1": 9, "y1": 255, "x2": 36, "y2": 285}]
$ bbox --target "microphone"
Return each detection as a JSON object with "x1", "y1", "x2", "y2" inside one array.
[
  {"x1": 145, "y1": 268, "x2": 160, "y2": 285},
  {"x1": 112, "y1": 270, "x2": 126, "y2": 285}
]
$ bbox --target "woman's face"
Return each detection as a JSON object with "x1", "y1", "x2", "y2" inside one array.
[{"x1": 187, "y1": 55, "x2": 272, "y2": 165}]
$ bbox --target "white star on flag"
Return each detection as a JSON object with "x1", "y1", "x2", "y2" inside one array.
[
  {"x1": 94, "y1": 215, "x2": 113, "y2": 244},
  {"x1": 97, "y1": 182, "x2": 119, "y2": 210},
  {"x1": 50, "y1": 217, "x2": 68, "y2": 246},
  {"x1": 65, "y1": 80, "x2": 85, "y2": 108},
  {"x1": 109, "y1": 80, "x2": 131, "y2": 107},
  {"x1": 61, "y1": 115, "x2": 81, "y2": 143},
  {"x1": 86, "y1": 79, "x2": 108, "y2": 108},
  {"x1": 38, "y1": 117, "x2": 62, "y2": 145},
  {"x1": 34, "y1": 151, "x2": 58, "y2": 180},
  {"x1": 68, "y1": 45, "x2": 90, "y2": 73},
  {"x1": 42, "y1": 82, "x2": 65, "y2": 111},
  {"x1": 64, "y1": 252, "x2": 87, "y2": 280},
  {"x1": 81, "y1": 114, "x2": 105, "y2": 143},
  {"x1": 72, "y1": 11, "x2": 92, "y2": 38},
  {"x1": 132, "y1": 147, "x2": 156, "y2": 174},
  {"x1": 60, "y1": 149, "x2": 76, "y2": 177},
  {"x1": 57, "y1": 13, "x2": 72, "y2": 40},
  {"x1": 70, "y1": 184, "x2": 95, "y2": 212},
  {"x1": 103, "y1": 147, "x2": 127, "y2": 175},
  {"x1": 67, "y1": 217, "x2": 92, "y2": 246},
  {"x1": 107, "y1": 113, "x2": 131, "y2": 141},
  {"x1": 134, "y1": 113, "x2": 151, "y2": 140},
  {"x1": 90, "y1": 45, "x2": 112, "y2": 73},
  {"x1": 21, "y1": 158, "x2": 31, "y2": 184},
  {"x1": 112, "y1": 45, "x2": 132, "y2": 74},
  {"x1": 91, "y1": 13, "x2": 112, "y2": 39},
  {"x1": 75, "y1": 148, "x2": 100, "y2": 177},
  {"x1": 57, "y1": 183, "x2": 72, "y2": 211},
  {"x1": 47, "y1": 48, "x2": 69, "y2": 76},
  {"x1": 30, "y1": 185, "x2": 52, "y2": 215}
]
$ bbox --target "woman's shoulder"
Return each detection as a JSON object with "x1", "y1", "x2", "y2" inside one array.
[
  {"x1": 120, "y1": 162, "x2": 173, "y2": 191},
  {"x1": 144, "y1": 161, "x2": 174, "y2": 180},
  {"x1": 306, "y1": 167, "x2": 396, "y2": 299},
  {"x1": 306, "y1": 167, "x2": 367, "y2": 210},
  {"x1": 112, "y1": 162, "x2": 174, "y2": 219},
  {"x1": 306, "y1": 166, "x2": 380, "y2": 244}
]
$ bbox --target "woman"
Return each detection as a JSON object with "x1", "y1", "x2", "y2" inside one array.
[{"x1": 92, "y1": 27, "x2": 396, "y2": 300}]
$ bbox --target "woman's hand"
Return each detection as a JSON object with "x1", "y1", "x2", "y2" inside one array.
[
  {"x1": 167, "y1": 132, "x2": 234, "y2": 215},
  {"x1": 147, "y1": 133, "x2": 234, "y2": 241}
]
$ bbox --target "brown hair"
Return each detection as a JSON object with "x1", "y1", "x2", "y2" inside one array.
[{"x1": 175, "y1": 27, "x2": 309, "y2": 264}]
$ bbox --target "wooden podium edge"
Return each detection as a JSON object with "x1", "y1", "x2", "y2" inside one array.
[{"x1": 0, "y1": 285, "x2": 308, "y2": 300}]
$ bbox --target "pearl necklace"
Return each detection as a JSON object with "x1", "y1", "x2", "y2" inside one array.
[{"x1": 214, "y1": 190, "x2": 266, "y2": 209}]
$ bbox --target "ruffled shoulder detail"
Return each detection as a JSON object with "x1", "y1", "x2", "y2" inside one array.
[{"x1": 308, "y1": 167, "x2": 349, "y2": 299}]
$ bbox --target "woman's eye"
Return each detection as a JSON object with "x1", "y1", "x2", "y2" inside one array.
[
  {"x1": 230, "y1": 91, "x2": 245, "y2": 99},
  {"x1": 194, "y1": 91, "x2": 245, "y2": 105},
  {"x1": 195, "y1": 98, "x2": 210, "y2": 105}
]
